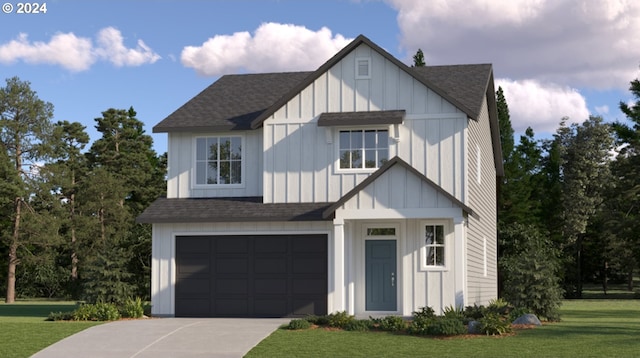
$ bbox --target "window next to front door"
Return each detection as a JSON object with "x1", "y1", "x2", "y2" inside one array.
[{"x1": 419, "y1": 221, "x2": 449, "y2": 271}]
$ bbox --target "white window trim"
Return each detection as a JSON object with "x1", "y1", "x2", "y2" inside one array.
[
  {"x1": 355, "y1": 57, "x2": 371, "y2": 79},
  {"x1": 333, "y1": 126, "x2": 391, "y2": 174},
  {"x1": 192, "y1": 134, "x2": 245, "y2": 189},
  {"x1": 418, "y1": 219, "x2": 452, "y2": 272}
]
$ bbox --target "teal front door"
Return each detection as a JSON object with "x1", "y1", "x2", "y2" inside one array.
[{"x1": 365, "y1": 240, "x2": 397, "y2": 311}]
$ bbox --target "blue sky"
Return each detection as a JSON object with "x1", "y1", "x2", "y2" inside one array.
[{"x1": 1, "y1": 0, "x2": 638, "y2": 154}]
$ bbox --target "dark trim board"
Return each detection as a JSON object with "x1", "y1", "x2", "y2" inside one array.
[{"x1": 175, "y1": 234, "x2": 328, "y2": 318}]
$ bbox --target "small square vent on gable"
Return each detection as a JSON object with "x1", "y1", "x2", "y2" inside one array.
[{"x1": 356, "y1": 57, "x2": 371, "y2": 79}]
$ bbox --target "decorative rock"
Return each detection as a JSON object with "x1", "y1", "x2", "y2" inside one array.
[
  {"x1": 468, "y1": 320, "x2": 481, "y2": 334},
  {"x1": 512, "y1": 313, "x2": 542, "y2": 326}
]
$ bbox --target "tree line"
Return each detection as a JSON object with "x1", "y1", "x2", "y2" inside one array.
[
  {"x1": 1, "y1": 70, "x2": 639, "y2": 306},
  {"x1": 497, "y1": 78, "x2": 640, "y2": 303},
  {"x1": 0, "y1": 77, "x2": 166, "y2": 303}
]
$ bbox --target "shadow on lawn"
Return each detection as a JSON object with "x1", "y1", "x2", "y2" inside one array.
[{"x1": 0, "y1": 304, "x2": 78, "y2": 318}]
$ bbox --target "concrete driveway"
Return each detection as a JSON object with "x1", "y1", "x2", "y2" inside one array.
[{"x1": 31, "y1": 318, "x2": 289, "y2": 358}]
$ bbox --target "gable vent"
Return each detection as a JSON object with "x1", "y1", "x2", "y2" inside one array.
[{"x1": 356, "y1": 57, "x2": 371, "y2": 79}]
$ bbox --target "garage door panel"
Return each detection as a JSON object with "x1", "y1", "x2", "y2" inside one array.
[
  {"x1": 216, "y1": 299, "x2": 249, "y2": 316},
  {"x1": 216, "y1": 258, "x2": 248, "y2": 273},
  {"x1": 293, "y1": 257, "x2": 325, "y2": 274},
  {"x1": 254, "y1": 299, "x2": 287, "y2": 317},
  {"x1": 178, "y1": 256, "x2": 210, "y2": 275},
  {"x1": 293, "y1": 278, "x2": 326, "y2": 294},
  {"x1": 255, "y1": 237, "x2": 288, "y2": 253},
  {"x1": 255, "y1": 258, "x2": 287, "y2": 273},
  {"x1": 215, "y1": 237, "x2": 249, "y2": 253},
  {"x1": 254, "y1": 279, "x2": 287, "y2": 294},
  {"x1": 178, "y1": 237, "x2": 210, "y2": 253},
  {"x1": 176, "y1": 234, "x2": 327, "y2": 318},
  {"x1": 177, "y1": 279, "x2": 210, "y2": 295},
  {"x1": 216, "y1": 279, "x2": 248, "y2": 294},
  {"x1": 176, "y1": 299, "x2": 210, "y2": 317},
  {"x1": 293, "y1": 237, "x2": 327, "y2": 253}
]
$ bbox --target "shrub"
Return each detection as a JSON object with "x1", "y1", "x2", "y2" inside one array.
[
  {"x1": 412, "y1": 306, "x2": 436, "y2": 320},
  {"x1": 73, "y1": 303, "x2": 98, "y2": 321},
  {"x1": 287, "y1": 319, "x2": 311, "y2": 330},
  {"x1": 477, "y1": 312, "x2": 512, "y2": 336},
  {"x1": 47, "y1": 311, "x2": 74, "y2": 321},
  {"x1": 443, "y1": 305, "x2": 465, "y2": 320},
  {"x1": 73, "y1": 302, "x2": 121, "y2": 321},
  {"x1": 344, "y1": 319, "x2": 373, "y2": 332},
  {"x1": 304, "y1": 314, "x2": 329, "y2": 326},
  {"x1": 487, "y1": 298, "x2": 512, "y2": 316},
  {"x1": 427, "y1": 317, "x2": 466, "y2": 336},
  {"x1": 93, "y1": 302, "x2": 121, "y2": 321},
  {"x1": 373, "y1": 316, "x2": 406, "y2": 332},
  {"x1": 499, "y1": 223, "x2": 563, "y2": 321},
  {"x1": 328, "y1": 311, "x2": 354, "y2": 328},
  {"x1": 120, "y1": 297, "x2": 145, "y2": 318},
  {"x1": 464, "y1": 304, "x2": 487, "y2": 321},
  {"x1": 408, "y1": 315, "x2": 435, "y2": 335}
]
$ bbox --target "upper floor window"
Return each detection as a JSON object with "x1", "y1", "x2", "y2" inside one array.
[
  {"x1": 339, "y1": 129, "x2": 388, "y2": 170},
  {"x1": 195, "y1": 136, "x2": 242, "y2": 185}
]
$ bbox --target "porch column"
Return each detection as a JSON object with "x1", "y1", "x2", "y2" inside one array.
[
  {"x1": 453, "y1": 216, "x2": 467, "y2": 308},
  {"x1": 332, "y1": 218, "x2": 346, "y2": 313}
]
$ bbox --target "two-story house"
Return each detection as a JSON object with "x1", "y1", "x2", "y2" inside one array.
[{"x1": 137, "y1": 35, "x2": 503, "y2": 318}]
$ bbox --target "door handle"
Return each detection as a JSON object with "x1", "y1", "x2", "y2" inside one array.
[{"x1": 391, "y1": 272, "x2": 395, "y2": 287}]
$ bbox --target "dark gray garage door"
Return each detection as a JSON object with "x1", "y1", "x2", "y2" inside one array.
[{"x1": 175, "y1": 234, "x2": 328, "y2": 318}]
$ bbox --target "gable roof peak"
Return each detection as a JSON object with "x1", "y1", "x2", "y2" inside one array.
[{"x1": 249, "y1": 34, "x2": 487, "y2": 129}]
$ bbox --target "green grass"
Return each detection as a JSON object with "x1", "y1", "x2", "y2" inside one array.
[
  {"x1": 582, "y1": 281, "x2": 640, "y2": 299},
  {"x1": 247, "y1": 300, "x2": 640, "y2": 358},
  {"x1": 0, "y1": 300, "x2": 100, "y2": 358}
]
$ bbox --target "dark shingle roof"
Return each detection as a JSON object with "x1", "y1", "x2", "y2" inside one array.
[
  {"x1": 153, "y1": 72, "x2": 312, "y2": 133},
  {"x1": 317, "y1": 110, "x2": 406, "y2": 127},
  {"x1": 136, "y1": 196, "x2": 334, "y2": 223},
  {"x1": 413, "y1": 64, "x2": 493, "y2": 121}
]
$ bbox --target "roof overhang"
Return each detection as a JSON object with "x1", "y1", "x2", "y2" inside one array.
[
  {"x1": 137, "y1": 197, "x2": 334, "y2": 224},
  {"x1": 317, "y1": 110, "x2": 405, "y2": 127}
]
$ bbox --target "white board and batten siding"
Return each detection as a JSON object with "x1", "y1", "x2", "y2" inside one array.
[
  {"x1": 263, "y1": 43, "x2": 467, "y2": 205},
  {"x1": 466, "y1": 97, "x2": 498, "y2": 306},
  {"x1": 335, "y1": 164, "x2": 467, "y2": 316},
  {"x1": 165, "y1": 130, "x2": 263, "y2": 199}
]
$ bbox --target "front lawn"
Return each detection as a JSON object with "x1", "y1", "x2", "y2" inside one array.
[
  {"x1": 247, "y1": 300, "x2": 640, "y2": 357},
  {"x1": 0, "y1": 300, "x2": 100, "y2": 358}
]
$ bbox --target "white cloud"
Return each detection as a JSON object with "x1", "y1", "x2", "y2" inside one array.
[
  {"x1": 95, "y1": 27, "x2": 160, "y2": 67},
  {"x1": 0, "y1": 27, "x2": 160, "y2": 71},
  {"x1": 181, "y1": 23, "x2": 352, "y2": 76},
  {"x1": 496, "y1": 78, "x2": 590, "y2": 133},
  {"x1": 0, "y1": 32, "x2": 94, "y2": 71},
  {"x1": 388, "y1": 0, "x2": 640, "y2": 90},
  {"x1": 595, "y1": 105, "x2": 610, "y2": 115}
]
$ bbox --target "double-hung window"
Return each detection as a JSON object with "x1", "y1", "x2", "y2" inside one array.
[
  {"x1": 420, "y1": 222, "x2": 447, "y2": 270},
  {"x1": 339, "y1": 129, "x2": 388, "y2": 170},
  {"x1": 195, "y1": 136, "x2": 242, "y2": 185}
]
